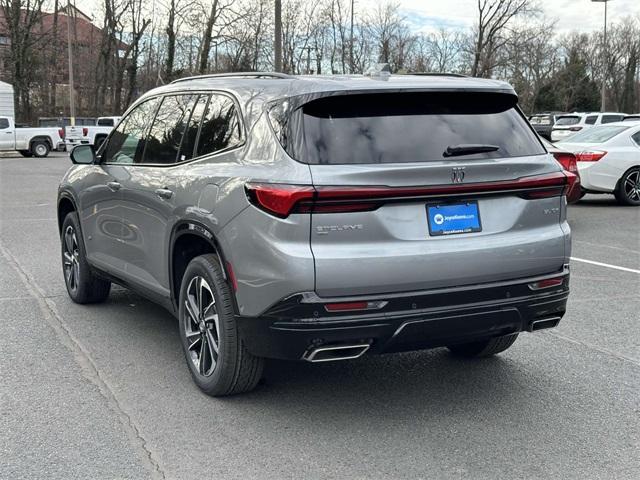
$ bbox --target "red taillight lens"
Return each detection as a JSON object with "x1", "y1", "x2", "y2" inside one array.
[
  {"x1": 245, "y1": 183, "x2": 314, "y2": 218},
  {"x1": 58, "y1": 128, "x2": 65, "y2": 139},
  {"x1": 569, "y1": 126, "x2": 583, "y2": 132},
  {"x1": 82, "y1": 127, "x2": 88, "y2": 136},
  {"x1": 575, "y1": 150, "x2": 607, "y2": 162},
  {"x1": 552, "y1": 152, "x2": 578, "y2": 173},
  {"x1": 528, "y1": 277, "x2": 565, "y2": 290}
]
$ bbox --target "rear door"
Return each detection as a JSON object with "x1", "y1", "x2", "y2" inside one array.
[{"x1": 289, "y1": 91, "x2": 569, "y2": 297}]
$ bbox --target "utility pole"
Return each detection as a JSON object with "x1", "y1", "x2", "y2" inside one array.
[
  {"x1": 66, "y1": 0, "x2": 75, "y2": 126},
  {"x1": 274, "y1": 0, "x2": 282, "y2": 72},
  {"x1": 350, "y1": 0, "x2": 354, "y2": 73},
  {"x1": 592, "y1": 0, "x2": 611, "y2": 112}
]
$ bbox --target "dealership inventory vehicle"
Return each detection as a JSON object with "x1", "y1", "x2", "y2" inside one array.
[
  {"x1": 0, "y1": 116, "x2": 63, "y2": 157},
  {"x1": 551, "y1": 112, "x2": 627, "y2": 142},
  {"x1": 529, "y1": 112, "x2": 566, "y2": 140},
  {"x1": 557, "y1": 122, "x2": 640, "y2": 205},
  {"x1": 57, "y1": 72, "x2": 573, "y2": 395}
]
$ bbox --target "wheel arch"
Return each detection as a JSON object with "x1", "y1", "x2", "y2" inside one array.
[
  {"x1": 169, "y1": 221, "x2": 234, "y2": 312},
  {"x1": 30, "y1": 135, "x2": 53, "y2": 150},
  {"x1": 57, "y1": 192, "x2": 77, "y2": 234}
]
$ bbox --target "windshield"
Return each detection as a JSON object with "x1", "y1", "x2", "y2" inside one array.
[
  {"x1": 285, "y1": 92, "x2": 544, "y2": 164},
  {"x1": 563, "y1": 125, "x2": 629, "y2": 143},
  {"x1": 555, "y1": 116, "x2": 580, "y2": 126}
]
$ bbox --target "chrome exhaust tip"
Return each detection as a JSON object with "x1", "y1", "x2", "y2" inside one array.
[
  {"x1": 302, "y1": 343, "x2": 371, "y2": 363},
  {"x1": 528, "y1": 317, "x2": 561, "y2": 332}
]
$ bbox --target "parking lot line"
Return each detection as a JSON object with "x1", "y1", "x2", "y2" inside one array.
[{"x1": 570, "y1": 257, "x2": 640, "y2": 274}]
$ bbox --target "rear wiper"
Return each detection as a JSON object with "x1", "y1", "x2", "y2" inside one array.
[{"x1": 443, "y1": 144, "x2": 500, "y2": 158}]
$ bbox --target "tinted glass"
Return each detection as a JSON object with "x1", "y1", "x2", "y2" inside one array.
[
  {"x1": 196, "y1": 94, "x2": 242, "y2": 157},
  {"x1": 556, "y1": 116, "x2": 580, "y2": 126},
  {"x1": 179, "y1": 95, "x2": 209, "y2": 162},
  {"x1": 97, "y1": 118, "x2": 115, "y2": 126},
  {"x1": 601, "y1": 115, "x2": 624, "y2": 124},
  {"x1": 143, "y1": 95, "x2": 197, "y2": 164},
  {"x1": 293, "y1": 92, "x2": 544, "y2": 164},
  {"x1": 564, "y1": 125, "x2": 629, "y2": 143},
  {"x1": 623, "y1": 116, "x2": 640, "y2": 122},
  {"x1": 102, "y1": 98, "x2": 159, "y2": 164},
  {"x1": 631, "y1": 131, "x2": 640, "y2": 145},
  {"x1": 585, "y1": 115, "x2": 598, "y2": 125},
  {"x1": 0, "y1": 118, "x2": 9, "y2": 129}
]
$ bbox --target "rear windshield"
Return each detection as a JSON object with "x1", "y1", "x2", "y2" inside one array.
[
  {"x1": 286, "y1": 92, "x2": 544, "y2": 164},
  {"x1": 563, "y1": 125, "x2": 629, "y2": 143},
  {"x1": 623, "y1": 116, "x2": 640, "y2": 122},
  {"x1": 97, "y1": 118, "x2": 115, "y2": 126},
  {"x1": 555, "y1": 116, "x2": 581, "y2": 126}
]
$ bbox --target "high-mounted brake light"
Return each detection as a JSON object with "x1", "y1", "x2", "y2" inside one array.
[
  {"x1": 245, "y1": 172, "x2": 569, "y2": 218},
  {"x1": 575, "y1": 150, "x2": 607, "y2": 162}
]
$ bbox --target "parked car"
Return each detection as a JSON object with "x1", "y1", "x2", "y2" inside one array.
[
  {"x1": 551, "y1": 112, "x2": 627, "y2": 142},
  {"x1": 64, "y1": 116, "x2": 121, "y2": 150},
  {"x1": 557, "y1": 122, "x2": 640, "y2": 205},
  {"x1": 529, "y1": 112, "x2": 566, "y2": 140},
  {"x1": 0, "y1": 116, "x2": 64, "y2": 157},
  {"x1": 541, "y1": 138, "x2": 581, "y2": 203},
  {"x1": 58, "y1": 72, "x2": 573, "y2": 396}
]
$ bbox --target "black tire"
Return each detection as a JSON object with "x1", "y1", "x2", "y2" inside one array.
[
  {"x1": 94, "y1": 135, "x2": 107, "y2": 150},
  {"x1": 447, "y1": 333, "x2": 518, "y2": 358},
  {"x1": 31, "y1": 140, "x2": 50, "y2": 158},
  {"x1": 61, "y1": 212, "x2": 111, "y2": 303},
  {"x1": 614, "y1": 168, "x2": 640, "y2": 206},
  {"x1": 18, "y1": 150, "x2": 32, "y2": 158},
  {"x1": 178, "y1": 254, "x2": 263, "y2": 396}
]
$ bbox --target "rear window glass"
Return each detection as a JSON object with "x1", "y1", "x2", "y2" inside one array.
[
  {"x1": 97, "y1": 118, "x2": 115, "y2": 126},
  {"x1": 563, "y1": 125, "x2": 629, "y2": 143},
  {"x1": 556, "y1": 116, "x2": 581, "y2": 126},
  {"x1": 287, "y1": 92, "x2": 544, "y2": 164},
  {"x1": 623, "y1": 116, "x2": 640, "y2": 122}
]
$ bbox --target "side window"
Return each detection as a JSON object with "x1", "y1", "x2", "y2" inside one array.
[
  {"x1": 0, "y1": 118, "x2": 9, "y2": 129},
  {"x1": 102, "y1": 98, "x2": 159, "y2": 164},
  {"x1": 585, "y1": 115, "x2": 598, "y2": 125},
  {"x1": 601, "y1": 115, "x2": 623, "y2": 124},
  {"x1": 632, "y1": 131, "x2": 640, "y2": 146},
  {"x1": 142, "y1": 95, "x2": 197, "y2": 164},
  {"x1": 196, "y1": 94, "x2": 242, "y2": 157},
  {"x1": 178, "y1": 95, "x2": 209, "y2": 162}
]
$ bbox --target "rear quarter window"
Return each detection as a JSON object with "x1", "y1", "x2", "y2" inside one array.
[
  {"x1": 286, "y1": 92, "x2": 544, "y2": 165},
  {"x1": 555, "y1": 116, "x2": 581, "y2": 126}
]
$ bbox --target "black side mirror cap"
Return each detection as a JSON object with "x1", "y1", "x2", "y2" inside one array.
[{"x1": 70, "y1": 145, "x2": 96, "y2": 165}]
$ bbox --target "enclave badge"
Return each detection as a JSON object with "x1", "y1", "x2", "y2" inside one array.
[{"x1": 451, "y1": 167, "x2": 465, "y2": 184}]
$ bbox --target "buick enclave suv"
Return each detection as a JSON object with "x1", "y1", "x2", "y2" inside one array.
[{"x1": 58, "y1": 72, "x2": 573, "y2": 396}]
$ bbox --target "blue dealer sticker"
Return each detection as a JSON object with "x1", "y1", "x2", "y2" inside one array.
[{"x1": 427, "y1": 202, "x2": 482, "y2": 236}]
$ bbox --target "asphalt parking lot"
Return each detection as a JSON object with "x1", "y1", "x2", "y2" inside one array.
[{"x1": 1, "y1": 151, "x2": 639, "y2": 480}]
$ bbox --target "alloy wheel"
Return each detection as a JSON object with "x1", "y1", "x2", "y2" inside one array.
[
  {"x1": 35, "y1": 144, "x2": 47, "y2": 156},
  {"x1": 63, "y1": 225, "x2": 80, "y2": 292},
  {"x1": 623, "y1": 170, "x2": 640, "y2": 202},
  {"x1": 183, "y1": 276, "x2": 220, "y2": 377}
]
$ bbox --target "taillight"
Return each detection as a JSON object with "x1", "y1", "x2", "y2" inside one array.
[
  {"x1": 569, "y1": 126, "x2": 583, "y2": 132},
  {"x1": 58, "y1": 128, "x2": 65, "y2": 139},
  {"x1": 245, "y1": 173, "x2": 569, "y2": 218},
  {"x1": 552, "y1": 152, "x2": 578, "y2": 173},
  {"x1": 82, "y1": 127, "x2": 88, "y2": 136},
  {"x1": 575, "y1": 150, "x2": 607, "y2": 162}
]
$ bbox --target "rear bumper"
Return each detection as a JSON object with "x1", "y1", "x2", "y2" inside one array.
[{"x1": 236, "y1": 269, "x2": 570, "y2": 361}]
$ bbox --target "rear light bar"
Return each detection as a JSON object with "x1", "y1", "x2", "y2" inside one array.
[
  {"x1": 245, "y1": 172, "x2": 570, "y2": 218},
  {"x1": 575, "y1": 150, "x2": 607, "y2": 162}
]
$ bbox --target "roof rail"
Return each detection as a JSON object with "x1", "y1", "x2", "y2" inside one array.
[
  {"x1": 170, "y1": 72, "x2": 295, "y2": 84},
  {"x1": 407, "y1": 72, "x2": 467, "y2": 78}
]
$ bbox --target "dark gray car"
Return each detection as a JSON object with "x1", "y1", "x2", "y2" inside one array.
[{"x1": 58, "y1": 72, "x2": 573, "y2": 396}]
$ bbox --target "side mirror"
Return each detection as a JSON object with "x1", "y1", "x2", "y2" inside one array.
[{"x1": 70, "y1": 145, "x2": 96, "y2": 165}]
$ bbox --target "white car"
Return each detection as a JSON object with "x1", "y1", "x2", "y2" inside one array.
[
  {"x1": 557, "y1": 122, "x2": 640, "y2": 205},
  {"x1": 551, "y1": 112, "x2": 627, "y2": 142}
]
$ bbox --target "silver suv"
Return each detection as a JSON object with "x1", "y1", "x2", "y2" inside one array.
[{"x1": 58, "y1": 73, "x2": 573, "y2": 396}]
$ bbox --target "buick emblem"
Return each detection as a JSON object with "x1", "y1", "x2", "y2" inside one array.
[{"x1": 451, "y1": 167, "x2": 465, "y2": 184}]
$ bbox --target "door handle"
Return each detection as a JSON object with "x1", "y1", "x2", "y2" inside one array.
[
  {"x1": 155, "y1": 188, "x2": 174, "y2": 199},
  {"x1": 107, "y1": 181, "x2": 121, "y2": 192}
]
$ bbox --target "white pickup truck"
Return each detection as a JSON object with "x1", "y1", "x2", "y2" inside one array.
[
  {"x1": 0, "y1": 116, "x2": 64, "y2": 157},
  {"x1": 64, "y1": 116, "x2": 121, "y2": 150}
]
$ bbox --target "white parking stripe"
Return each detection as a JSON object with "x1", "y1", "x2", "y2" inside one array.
[{"x1": 571, "y1": 257, "x2": 640, "y2": 274}]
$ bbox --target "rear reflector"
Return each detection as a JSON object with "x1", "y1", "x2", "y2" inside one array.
[
  {"x1": 245, "y1": 172, "x2": 569, "y2": 218},
  {"x1": 528, "y1": 277, "x2": 565, "y2": 290},
  {"x1": 225, "y1": 261, "x2": 238, "y2": 291},
  {"x1": 575, "y1": 150, "x2": 607, "y2": 162},
  {"x1": 324, "y1": 301, "x2": 387, "y2": 312}
]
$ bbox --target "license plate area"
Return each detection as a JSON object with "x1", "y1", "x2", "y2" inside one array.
[{"x1": 427, "y1": 201, "x2": 482, "y2": 236}]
